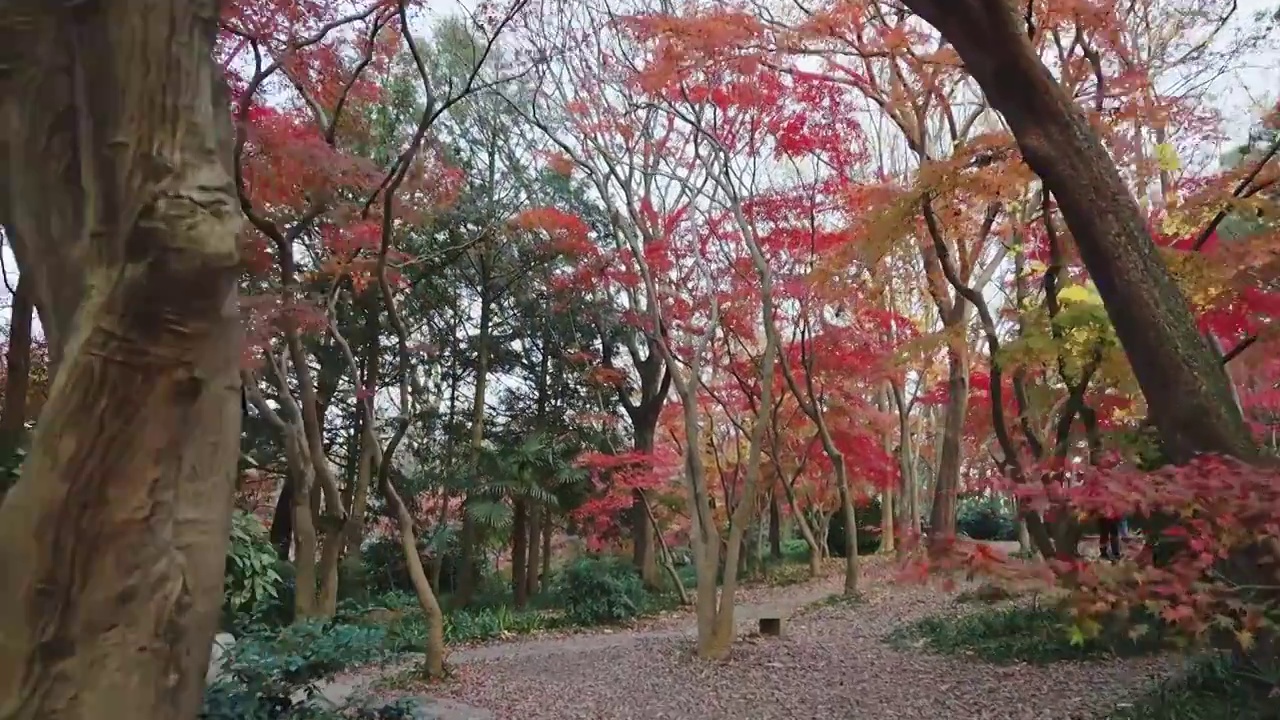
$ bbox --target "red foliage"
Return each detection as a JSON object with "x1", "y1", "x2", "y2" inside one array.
[
  {"x1": 572, "y1": 447, "x2": 683, "y2": 549},
  {"x1": 908, "y1": 455, "x2": 1280, "y2": 651}
]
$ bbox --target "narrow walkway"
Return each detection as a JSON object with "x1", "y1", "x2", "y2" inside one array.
[{"x1": 320, "y1": 569, "x2": 850, "y2": 706}]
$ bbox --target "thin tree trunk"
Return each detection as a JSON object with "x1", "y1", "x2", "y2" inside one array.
[
  {"x1": 458, "y1": 274, "x2": 494, "y2": 606},
  {"x1": 630, "y1": 420, "x2": 662, "y2": 588},
  {"x1": 0, "y1": 4, "x2": 243, "y2": 716},
  {"x1": 540, "y1": 512, "x2": 552, "y2": 585},
  {"x1": 768, "y1": 489, "x2": 782, "y2": 560},
  {"x1": 1, "y1": 276, "x2": 32, "y2": 439},
  {"x1": 836, "y1": 470, "x2": 860, "y2": 596},
  {"x1": 382, "y1": 473, "x2": 445, "y2": 677},
  {"x1": 780, "y1": 476, "x2": 823, "y2": 576},
  {"x1": 511, "y1": 497, "x2": 529, "y2": 608},
  {"x1": 641, "y1": 488, "x2": 689, "y2": 604},
  {"x1": 524, "y1": 504, "x2": 541, "y2": 597}
]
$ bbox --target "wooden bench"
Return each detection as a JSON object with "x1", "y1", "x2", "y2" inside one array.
[{"x1": 758, "y1": 617, "x2": 782, "y2": 636}]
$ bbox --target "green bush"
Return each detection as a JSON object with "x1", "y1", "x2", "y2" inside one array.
[
  {"x1": 553, "y1": 555, "x2": 651, "y2": 625},
  {"x1": 1110, "y1": 654, "x2": 1276, "y2": 720},
  {"x1": 780, "y1": 537, "x2": 813, "y2": 563},
  {"x1": 827, "y1": 500, "x2": 885, "y2": 557},
  {"x1": 379, "y1": 603, "x2": 553, "y2": 651},
  {"x1": 201, "y1": 620, "x2": 389, "y2": 720},
  {"x1": 888, "y1": 604, "x2": 1166, "y2": 665},
  {"x1": 956, "y1": 497, "x2": 1018, "y2": 541},
  {"x1": 361, "y1": 534, "x2": 473, "y2": 599},
  {"x1": 222, "y1": 511, "x2": 283, "y2": 632}
]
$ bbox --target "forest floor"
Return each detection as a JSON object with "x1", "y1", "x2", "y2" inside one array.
[{"x1": 324, "y1": 550, "x2": 1182, "y2": 720}]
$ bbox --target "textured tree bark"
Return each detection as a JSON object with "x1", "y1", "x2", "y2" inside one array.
[
  {"x1": 628, "y1": 403, "x2": 664, "y2": 588},
  {"x1": 0, "y1": 3, "x2": 243, "y2": 718},
  {"x1": 511, "y1": 498, "x2": 529, "y2": 608},
  {"x1": 929, "y1": 340, "x2": 969, "y2": 538},
  {"x1": 901, "y1": 0, "x2": 1254, "y2": 462},
  {"x1": 524, "y1": 503, "x2": 541, "y2": 598}
]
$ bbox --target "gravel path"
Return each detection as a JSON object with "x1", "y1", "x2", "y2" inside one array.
[{"x1": 336, "y1": 559, "x2": 1178, "y2": 719}]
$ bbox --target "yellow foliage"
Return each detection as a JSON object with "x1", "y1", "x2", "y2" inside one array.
[
  {"x1": 1056, "y1": 283, "x2": 1103, "y2": 305},
  {"x1": 1154, "y1": 142, "x2": 1180, "y2": 172}
]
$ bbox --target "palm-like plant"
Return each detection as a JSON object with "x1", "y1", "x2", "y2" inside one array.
[{"x1": 467, "y1": 432, "x2": 585, "y2": 532}]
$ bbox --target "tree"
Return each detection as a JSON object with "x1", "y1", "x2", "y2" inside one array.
[
  {"x1": 0, "y1": 2, "x2": 244, "y2": 717},
  {"x1": 897, "y1": 0, "x2": 1256, "y2": 462}
]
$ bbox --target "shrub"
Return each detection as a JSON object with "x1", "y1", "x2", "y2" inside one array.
[
  {"x1": 827, "y1": 499, "x2": 885, "y2": 557},
  {"x1": 200, "y1": 620, "x2": 389, "y2": 720},
  {"x1": 956, "y1": 497, "x2": 1018, "y2": 541},
  {"x1": 553, "y1": 555, "x2": 651, "y2": 625},
  {"x1": 1111, "y1": 654, "x2": 1276, "y2": 720},
  {"x1": 222, "y1": 511, "x2": 283, "y2": 632},
  {"x1": 780, "y1": 537, "x2": 813, "y2": 563},
  {"x1": 361, "y1": 534, "x2": 473, "y2": 599},
  {"x1": 918, "y1": 456, "x2": 1280, "y2": 679},
  {"x1": 888, "y1": 604, "x2": 1167, "y2": 665}
]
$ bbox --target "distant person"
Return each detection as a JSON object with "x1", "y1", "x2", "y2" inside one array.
[{"x1": 1098, "y1": 515, "x2": 1121, "y2": 562}]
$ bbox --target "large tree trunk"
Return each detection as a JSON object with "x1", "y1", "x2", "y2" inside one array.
[
  {"x1": 901, "y1": 0, "x2": 1254, "y2": 462},
  {"x1": 901, "y1": 0, "x2": 1269, "y2": 676},
  {"x1": 629, "y1": 418, "x2": 662, "y2": 588},
  {"x1": 269, "y1": 477, "x2": 294, "y2": 560},
  {"x1": 0, "y1": 3, "x2": 243, "y2": 718},
  {"x1": 929, "y1": 345, "x2": 969, "y2": 538}
]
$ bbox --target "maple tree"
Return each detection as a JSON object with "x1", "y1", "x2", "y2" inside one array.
[
  {"x1": 3, "y1": 0, "x2": 1280, "y2": 712},
  {"x1": 223, "y1": 0, "x2": 535, "y2": 677}
]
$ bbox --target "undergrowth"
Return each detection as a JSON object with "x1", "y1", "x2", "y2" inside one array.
[
  {"x1": 1107, "y1": 655, "x2": 1277, "y2": 719},
  {"x1": 888, "y1": 603, "x2": 1169, "y2": 665}
]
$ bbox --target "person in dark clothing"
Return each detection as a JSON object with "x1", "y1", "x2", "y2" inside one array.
[{"x1": 1098, "y1": 515, "x2": 1121, "y2": 562}]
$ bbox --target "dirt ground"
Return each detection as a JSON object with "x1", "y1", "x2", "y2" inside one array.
[{"x1": 330, "y1": 554, "x2": 1177, "y2": 720}]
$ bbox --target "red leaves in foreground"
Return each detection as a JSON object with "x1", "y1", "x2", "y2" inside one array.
[{"x1": 899, "y1": 455, "x2": 1280, "y2": 652}]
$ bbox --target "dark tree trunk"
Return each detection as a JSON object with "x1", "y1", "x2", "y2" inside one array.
[
  {"x1": 615, "y1": 335, "x2": 670, "y2": 590},
  {"x1": 901, "y1": 0, "x2": 1254, "y2": 462},
  {"x1": 541, "y1": 512, "x2": 552, "y2": 585},
  {"x1": 0, "y1": 275, "x2": 34, "y2": 490},
  {"x1": 768, "y1": 489, "x2": 782, "y2": 560},
  {"x1": 630, "y1": 422, "x2": 661, "y2": 588},
  {"x1": 270, "y1": 476, "x2": 295, "y2": 560},
  {"x1": 511, "y1": 497, "x2": 528, "y2": 608},
  {"x1": 525, "y1": 504, "x2": 542, "y2": 597}
]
